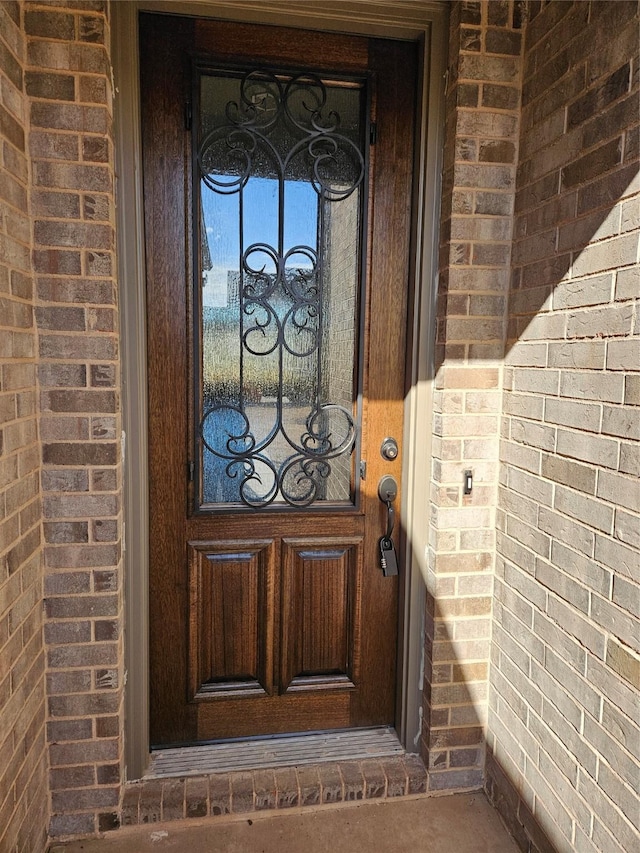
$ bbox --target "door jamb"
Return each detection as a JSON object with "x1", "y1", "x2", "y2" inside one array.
[{"x1": 113, "y1": 0, "x2": 447, "y2": 781}]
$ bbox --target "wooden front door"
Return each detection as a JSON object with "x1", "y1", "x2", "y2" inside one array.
[{"x1": 140, "y1": 13, "x2": 417, "y2": 747}]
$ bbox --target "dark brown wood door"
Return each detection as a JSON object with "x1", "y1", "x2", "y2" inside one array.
[{"x1": 141, "y1": 13, "x2": 417, "y2": 747}]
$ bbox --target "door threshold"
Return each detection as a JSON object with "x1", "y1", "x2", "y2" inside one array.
[
  {"x1": 145, "y1": 727, "x2": 403, "y2": 778},
  {"x1": 122, "y1": 742, "x2": 427, "y2": 827}
]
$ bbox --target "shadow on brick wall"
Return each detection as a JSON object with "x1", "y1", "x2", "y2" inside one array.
[{"x1": 429, "y1": 2, "x2": 639, "y2": 852}]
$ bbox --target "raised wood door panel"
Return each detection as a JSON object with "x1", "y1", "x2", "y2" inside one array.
[
  {"x1": 188, "y1": 539, "x2": 275, "y2": 700},
  {"x1": 280, "y1": 537, "x2": 363, "y2": 693},
  {"x1": 141, "y1": 13, "x2": 417, "y2": 746}
]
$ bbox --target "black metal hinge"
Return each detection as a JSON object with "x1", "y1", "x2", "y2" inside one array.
[
  {"x1": 370, "y1": 122, "x2": 377, "y2": 145},
  {"x1": 188, "y1": 460, "x2": 195, "y2": 482},
  {"x1": 185, "y1": 100, "x2": 192, "y2": 131}
]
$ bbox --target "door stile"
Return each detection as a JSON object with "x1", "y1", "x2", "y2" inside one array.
[
  {"x1": 357, "y1": 38, "x2": 418, "y2": 725},
  {"x1": 141, "y1": 14, "x2": 197, "y2": 745}
]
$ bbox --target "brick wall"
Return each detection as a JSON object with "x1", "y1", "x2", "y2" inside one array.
[
  {"x1": 25, "y1": 0, "x2": 123, "y2": 839},
  {"x1": 425, "y1": 0, "x2": 523, "y2": 791},
  {"x1": 2, "y1": 0, "x2": 638, "y2": 846},
  {"x1": 0, "y1": 2, "x2": 49, "y2": 851},
  {"x1": 488, "y1": 2, "x2": 639, "y2": 852}
]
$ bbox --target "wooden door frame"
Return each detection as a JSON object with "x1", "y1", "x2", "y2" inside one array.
[{"x1": 113, "y1": 0, "x2": 448, "y2": 781}]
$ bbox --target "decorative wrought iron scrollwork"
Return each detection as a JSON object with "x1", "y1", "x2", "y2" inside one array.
[{"x1": 197, "y1": 68, "x2": 363, "y2": 507}]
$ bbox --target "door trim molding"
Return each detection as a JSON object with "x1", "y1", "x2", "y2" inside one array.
[{"x1": 113, "y1": 0, "x2": 447, "y2": 780}]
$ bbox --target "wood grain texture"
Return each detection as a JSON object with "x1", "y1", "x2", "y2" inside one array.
[
  {"x1": 142, "y1": 12, "x2": 417, "y2": 745},
  {"x1": 280, "y1": 537, "x2": 363, "y2": 692},
  {"x1": 194, "y1": 18, "x2": 370, "y2": 74},
  {"x1": 141, "y1": 12, "x2": 196, "y2": 746},
  {"x1": 355, "y1": 36, "x2": 418, "y2": 726},
  {"x1": 196, "y1": 692, "x2": 353, "y2": 740},
  {"x1": 188, "y1": 540, "x2": 275, "y2": 699}
]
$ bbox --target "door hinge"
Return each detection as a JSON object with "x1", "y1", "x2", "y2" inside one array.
[
  {"x1": 369, "y1": 122, "x2": 377, "y2": 145},
  {"x1": 359, "y1": 460, "x2": 367, "y2": 480},
  {"x1": 188, "y1": 460, "x2": 195, "y2": 482},
  {"x1": 185, "y1": 100, "x2": 192, "y2": 131}
]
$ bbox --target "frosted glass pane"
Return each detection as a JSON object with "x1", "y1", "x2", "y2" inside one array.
[{"x1": 197, "y1": 69, "x2": 364, "y2": 508}]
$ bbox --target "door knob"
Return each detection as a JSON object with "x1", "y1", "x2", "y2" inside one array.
[
  {"x1": 378, "y1": 475, "x2": 398, "y2": 503},
  {"x1": 377, "y1": 475, "x2": 398, "y2": 576},
  {"x1": 380, "y1": 437, "x2": 398, "y2": 461}
]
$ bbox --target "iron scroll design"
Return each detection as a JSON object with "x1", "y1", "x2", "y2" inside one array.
[{"x1": 197, "y1": 70, "x2": 364, "y2": 508}]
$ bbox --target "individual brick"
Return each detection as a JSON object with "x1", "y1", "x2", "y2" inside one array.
[
  {"x1": 138, "y1": 780, "x2": 163, "y2": 824},
  {"x1": 253, "y1": 769, "x2": 277, "y2": 811},
  {"x1": 485, "y1": 28, "x2": 522, "y2": 56},
  {"x1": 120, "y1": 784, "x2": 140, "y2": 826},
  {"x1": 161, "y1": 779, "x2": 184, "y2": 822},
  {"x1": 360, "y1": 759, "x2": 386, "y2": 799},
  {"x1": 48, "y1": 813, "x2": 95, "y2": 838},
  {"x1": 296, "y1": 765, "x2": 321, "y2": 807},
  {"x1": 98, "y1": 812, "x2": 119, "y2": 832},
  {"x1": 96, "y1": 716, "x2": 119, "y2": 738},
  {"x1": 96, "y1": 764, "x2": 120, "y2": 785},
  {"x1": 274, "y1": 767, "x2": 299, "y2": 809},
  {"x1": 381, "y1": 758, "x2": 407, "y2": 797},
  {"x1": 49, "y1": 764, "x2": 95, "y2": 791},
  {"x1": 25, "y1": 71, "x2": 75, "y2": 101},
  {"x1": 80, "y1": 15, "x2": 106, "y2": 44},
  {"x1": 229, "y1": 771, "x2": 254, "y2": 813},
  {"x1": 403, "y1": 754, "x2": 427, "y2": 794},
  {"x1": 339, "y1": 761, "x2": 365, "y2": 801},
  {"x1": 24, "y1": 9, "x2": 75, "y2": 40},
  {"x1": 317, "y1": 763, "x2": 343, "y2": 804},
  {"x1": 185, "y1": 776, "x2": 208, "y2": 818}
]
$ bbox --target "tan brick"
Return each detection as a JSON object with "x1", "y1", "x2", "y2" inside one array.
[
  {"x1": 554, "y1": 485, "x2": 615, "y2": 534},
  {"x1": 624, "y1": 374, "x2": 640, "y2": 406},
  {"x1": 506, "y1": 466, "x2": 553, "y2": 506},
  {"x1": 516, "y1": 310, "x2": 567, "y2": 342},
  {"x1": 540, "y1": 454, "x2": 597, "y2": 496},
  {"x1": 607, "y1": 338, "x2": 640, "y2": 371},
  {"x1": 510, "y1": 418, "x2": 555, "y2": 451},
  {"x1": 560, "y1": 371, "x2": 625, "y2": 405},
  {"x1": 79, "y1": 77, "x2": 108, "y2": 109},
  {"x1": 612, "y1": 574, "x2": 640, "y2": 621},
  {"x1": 33, "y1": 160, "x2": 112, "y2": 192},
  {"x1": 566, "y1": 304, "x2": 634, "y2": 341},
  {"x1": 597, "y1": 470, "x2": 640, "y2": 513},
  {"x1": 614, "y1": 509, "x2": 640, "y2": 550},
  {"x1": 571, "y1": 233, "x2": 639, "y2": 279},
  {"x1": 505, "y1": 342, "x2": 547, "y2": 367},
  {"x1": 437, "y1": 366, "x2": 500, "y2": 390},
  {"x1": 615, "y1": 266, "x2": 639, "y2": 301},
  {"x1": 556, "y1": 428, "x2": 619, "y2": 469},
  {"x1": 544, "y1": 398, "x2": 601, "y2": 433},
  {"x1": 601, "y1": 405, "x2": 640, "y2": 441},
  {"x1": 503, "y1": 391, "x2": 544, "y2": 421},
  {"x1": 548, "y1": 340, "x2": 606, "y2": 370},
  {"x1": 459, "y1": 53, "x2": 520, "y2": 82},
  {"x1": 512, "y1": 367, "x2": 559, "y2": 395}
]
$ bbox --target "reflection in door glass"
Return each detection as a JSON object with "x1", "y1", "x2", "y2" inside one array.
[{"x1": 197, "y1": 69, "x2": 365, "y2": 508}]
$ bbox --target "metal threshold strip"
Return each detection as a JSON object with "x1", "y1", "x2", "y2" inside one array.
[{"x1": 146, "y1": 727, "x2": 404, "y2": 778}]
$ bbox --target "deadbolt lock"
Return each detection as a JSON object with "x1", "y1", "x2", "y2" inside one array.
[{"x1": 380, "y1": 437, "x2": 399, "y2": 461}]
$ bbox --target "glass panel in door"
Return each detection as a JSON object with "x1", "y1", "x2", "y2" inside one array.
[{"x1": 195, "y1": 69, "x2": 367, "y2": 508}]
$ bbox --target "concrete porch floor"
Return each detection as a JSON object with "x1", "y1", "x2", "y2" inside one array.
[{"x1": 50, "y1": 793, "x2": 520, "y2": 853}]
